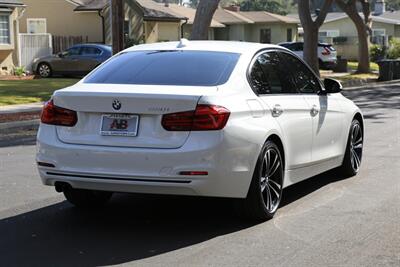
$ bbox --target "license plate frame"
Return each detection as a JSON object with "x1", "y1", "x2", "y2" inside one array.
[{"x1": 100, "y1": 114, "x2": 139, "y2": 137}]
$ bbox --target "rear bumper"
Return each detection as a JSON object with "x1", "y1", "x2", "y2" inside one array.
[
  {"x1": 320, "y1": 59, "x2": 337, "y2": 69},
  {"x1": 36, "y1": 124, "x2": 260, "y2": 198}
]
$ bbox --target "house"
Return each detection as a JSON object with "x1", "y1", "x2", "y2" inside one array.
[
  {"x1": 19, "y1": 0, "x2": 105, "y2": 45},
  {"x1": 0, "y1": 0, "x2": 25, "y2": 75},
  {"x1": 77, "y1": 0, "x2": 299, "y2": 45},
  {"x1": 212, "y1": 7, "x2": 299, "y2": 43},
  {"x1": 373, "y1": 9, "x2": 400, "y2": 39},
  {"x1": 80, "y1": 0, "x2": 223, "y2": 44},
  {"x1": 318, "y1": 13, "x2": 400, "y2": 60},
  {"x1": 289, "y1": 0, "x2": 400, "y2": 60},
  {"x1": 119, "y1": 0, "x2": 187, "y2": 44}
]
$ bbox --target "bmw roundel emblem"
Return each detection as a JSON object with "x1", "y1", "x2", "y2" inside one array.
[{"x1": 112, "y1": 99, "x2": 121, "y2": 110}]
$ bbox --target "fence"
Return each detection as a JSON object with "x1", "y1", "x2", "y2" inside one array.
[
  {"x1": 52, "y1": 35, "x2": 89, "y2": 54},
  {"x1": 19, "y1": 33, "x2": 53, "y2": 72}
]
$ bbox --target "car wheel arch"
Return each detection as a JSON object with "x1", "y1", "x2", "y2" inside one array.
[
  {"x1": 243, "y1": 131, "x2": 286, "y2": 196},
  {"x1": 353, "y1": 112, "x2": 364, "y2": 133},
  {"x1": 254, "y1": 132, "x2": 287, "y2": 174},
  {"x1": 37, "y1": 61, "x2": 52, "y2": 72},
  {"x1": 341, "y1": 111, "x2": 364, "y2": 153},
  {"x1": 266, "y1": 134, "x2": 286, "y2": 173}
]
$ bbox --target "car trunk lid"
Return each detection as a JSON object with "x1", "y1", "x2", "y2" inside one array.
[{"x1": 53, "y1": 84, "x2": 216, "y2": 149}]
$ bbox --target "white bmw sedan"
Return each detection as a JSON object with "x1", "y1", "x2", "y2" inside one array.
[{"x1": 36, "y1": 40, "x2": 364, "y2": 220}]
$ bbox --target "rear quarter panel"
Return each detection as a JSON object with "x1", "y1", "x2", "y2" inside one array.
[
  {"x1": 200, "y1": 62, "x2": 287, "y2": 191},
  {"x1": 335, "y1": 93, "x2": 364, "y2": 152}
]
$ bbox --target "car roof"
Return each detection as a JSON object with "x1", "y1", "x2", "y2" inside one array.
[
  {"x1": 72, "y1": 43, "x2": 112, "y2": 51},
  {"x1": 124, "y1": 40, "x2": 284, "y2": 56},
  {"x1": 279, "y1": 41, "x2": 333, "y2": 46}
]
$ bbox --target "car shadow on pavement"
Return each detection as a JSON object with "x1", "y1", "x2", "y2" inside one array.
[
  {"x1": 342, "y1": 85, "x2": 400, "y2": 124},
  {"x1": 0, "y1": 169, "x2": 350, "y2": 267},
  {"x1": 280, "y1": 169, "x2": 349, "y2": 208},
  {"x1": 343, "y1": 85, "x2": 400, "y2": 110},
  {"x1": 0, "y1": 194, "x2": 252, "y2": 267}
]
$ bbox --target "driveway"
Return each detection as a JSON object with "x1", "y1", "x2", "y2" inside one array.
[{"x1": 0, "y1": 83, "x2": 399, "y2": 266}]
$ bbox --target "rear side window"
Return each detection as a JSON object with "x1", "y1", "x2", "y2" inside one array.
[
  {"x1": 279, "y1": 43, "x2": 292, "y2": 49},
  {"x1": 292, "y1": 43, "x2": 304, "y2": 51},
  {"x1": 278, "y1": 52, "x2": 321, "y2": 94},
  {"x1": 81, "y1": 47, "x2": 102, "y2": 55},
  {"x1": 66, "y1": 47, "x2": 80, "y2": 56},
  {"x1": 84, "y1": 50, "x2": 240, "y2": 86},
  {"x1": 249, "y1": 52, "x2": 296, "y2": 94}
]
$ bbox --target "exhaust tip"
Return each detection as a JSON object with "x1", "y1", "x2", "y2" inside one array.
[{"x1": 55, "y1": 182, "x2": 71, "y2": 193}]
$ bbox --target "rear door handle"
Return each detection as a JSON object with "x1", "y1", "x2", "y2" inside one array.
[
  {"x1": 272, "y1": 104, "x2": 283, "y2": 117},
  {"x1": 311, "y1": 105, "x2": 319, "y2": 116}
]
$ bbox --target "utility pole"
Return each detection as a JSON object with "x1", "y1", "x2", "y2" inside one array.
[{"x1": 111, "y1": 0, "x2": 124, "y2": 55}]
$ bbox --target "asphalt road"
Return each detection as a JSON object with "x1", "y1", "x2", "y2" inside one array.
[{"x1": 0, "y1": 83, "x2": 399, "y2": 267}]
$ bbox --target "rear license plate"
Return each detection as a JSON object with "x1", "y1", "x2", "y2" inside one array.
[{"x1": 100, "y1": 114, "x2": 139, "y2": 137}]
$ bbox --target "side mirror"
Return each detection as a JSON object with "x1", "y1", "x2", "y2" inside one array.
[
  {"x1": 57, "y1": 52, "x2": 64, "y2": 58},
  {"x1": 323, "y1": 78, "x2": 342, "y2": 94}
]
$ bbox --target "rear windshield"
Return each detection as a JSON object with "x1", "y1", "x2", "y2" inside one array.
[
  {"x1": 84, "y1": 50, "x2": 240, "y2": 86},
  {"x1": 279, "y1": 43, "x2": 291, "y2": 48}
]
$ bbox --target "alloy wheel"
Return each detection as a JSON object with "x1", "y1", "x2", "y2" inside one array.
[
  {"x1": 260, "y1": 147, "x2": 283, "y2": 213},
  {"x1": 350, "y1": 122, "x2": 363, "y2": 172},
  {"x1": 39, "y1": 64, "x2": 50, "y2": 78}
]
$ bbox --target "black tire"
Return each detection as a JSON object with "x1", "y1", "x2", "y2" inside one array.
[
  {"x1": 319, "y1": 59, "x2": 326, "y2": 70},
  {"x1": 37, "y1": 63, "x2": 52, "y2": 78},
  {"x1": 238, "y1": 140, "x2": 284, "y2": 221},
  {"x1": 63, "y1": 188, "x2": 112, "y2": 208},
  {"x1": 338, "y1": 119, "x2": 363, "y2": 177}
]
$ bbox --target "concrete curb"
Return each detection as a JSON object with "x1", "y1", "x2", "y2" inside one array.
[
  {"x1": 0, "y1": 102, "x2": 43, "y2": 114},
  {"x1": 0, "y1": 135, "x2": 37, "y2": 148},
  {"x1": 344, "y1": 79, "x2": 400, "y2": 90},
  {"x1": 0, "y1": 119, "x2": 40, "y2": 133}
]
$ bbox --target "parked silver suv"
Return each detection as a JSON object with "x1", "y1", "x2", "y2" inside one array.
[{"x1": 278, "y1": 42, "x2": 337, "y2": 70}]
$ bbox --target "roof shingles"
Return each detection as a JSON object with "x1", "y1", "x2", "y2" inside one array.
[
  {"x1": 289, "y1": 11, "x2": 400, "y2": 25},
  {"x1": 73, "y1": 0, "x2": 299, "y2": 26},
  {"x1": 0, "y1": 0, "x2": 24, "y2": 5}
]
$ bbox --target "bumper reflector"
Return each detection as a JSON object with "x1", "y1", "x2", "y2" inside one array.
[
  {"x1": 37, "y1": 162, "x2": 55, "y2": 168},
  {"x1": 179, "y1": 171, "x2": 208, "y2": 176}
]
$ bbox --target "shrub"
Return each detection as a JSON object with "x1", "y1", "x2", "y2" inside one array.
[
  {"x1": 370, "y1": 44, "x2": 387, "y2": 62},
  {"x1": 124, "y1": 37, "x2": 141, "y2": 49},
  {"x1": 14, "y1": 66, "x2": 26, "y2": 77},
  {"x1": 388, "y1": 38, "x2": 400, "y2": 59}
]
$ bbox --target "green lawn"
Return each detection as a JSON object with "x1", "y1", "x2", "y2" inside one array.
[
  {"x1": 0, "y1": 78, "x2": 79, "y2": 106},
  {"x1": 348, "y1": 61, "x2": 379, "y2": 72}
]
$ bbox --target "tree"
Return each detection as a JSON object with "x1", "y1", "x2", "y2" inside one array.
[
  {"x1": 188, "y1": 0, "x2": 234, "y2": 8},
  {"x1": 111, "y1": 0, "x2": 124, "y2": 54},
  {"x1": 240, "y1": 0, "x2": 289, "y2": 15},
  {"x1": 191, "y1": 0, "x2": 221, "y2": 40},
  {"x1": 335, "y1": 0, "x2": 371, "y2": 73},
  {"x1": 298, "y1": 0, "x2": 333, "y2": 74}
]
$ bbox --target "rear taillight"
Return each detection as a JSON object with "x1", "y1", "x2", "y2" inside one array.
[
  {"x1": 322, "y1": 47, "x2": 331, "y2": 55},
  {"x1": 41, "y1": 99, "x2": 77, "y2": 127},
  {"x1": 162, "y1": 104, "x2": 230, "y2": 131}
]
